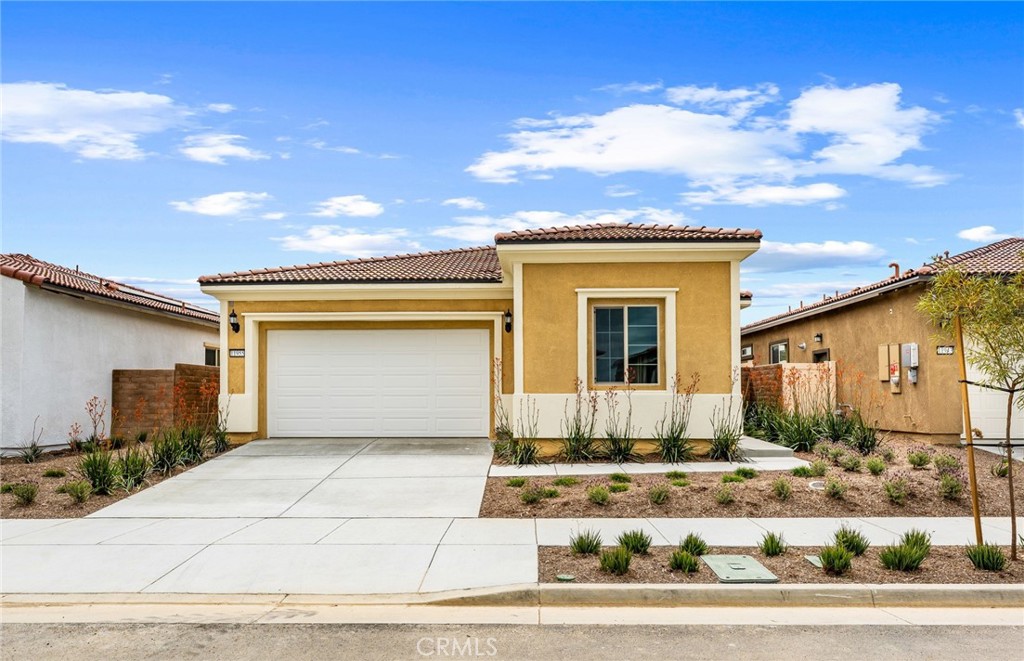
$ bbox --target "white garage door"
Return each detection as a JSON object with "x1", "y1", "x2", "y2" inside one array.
[{"x1": 267, "y1": 329, "x2": 490, "y2": 437}]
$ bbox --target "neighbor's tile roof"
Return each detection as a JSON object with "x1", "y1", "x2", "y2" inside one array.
[
  {"x1": 495, "y1": 222, "x2": 762, "y2": 243},
  {"x1": 742, "y1": 237, "x2": 1024, "y2": 333},
  {"x1": 1, "y1": 253, "x2": 219, "y2": 324},
  {"x1": 199, "y1": 246, "x2": 503, "y2": 285}
]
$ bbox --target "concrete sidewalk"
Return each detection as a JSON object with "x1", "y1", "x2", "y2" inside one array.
[{"x1": 2, "y1": 516, "x2": 1020, "y2": 595}]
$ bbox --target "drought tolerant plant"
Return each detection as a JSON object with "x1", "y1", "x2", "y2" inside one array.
[
  {"x1": 616, "y1": 529, "x2": 653, "y2": 554},
  {"x1": 603, "y1": 378, "x2": 641, "y2": 463},
  {"x1": 965, "y1": 543, "x2": 1007, "y2": 571},
  {"x1": 12, "y1": 483, "x2": 38, "y2": 506},
  {"x1": 510, "y1": 396, "x2": 541, "y2": 465},
  {"x1": 679, "y1": 532, "x2": 709, "y2": 556},
  {"x1": 114, "y1": 446, "x2": 152, "y2": 492},
  {"x1": 819, "y1": 544, "x2": 854, "y2": 575},
  {"x1": 43, "y1": 469, "x2": 66, "y2": 478},
  {"x1": 491, "y1": 360, "x2": 514, "y2": 459},
  {"x1": 568, "y1": 528, "x2": 602, "y2": 555},
  {"x1": 790, "y1": 465, "x2": 813, "y2": 478},
  {"x1": 671, "y1": 479, "x2": 691, "y2": 488},
  {"x1": 648, "y1": 484, "x2": 670, "y2": 505},
  {"x1": 17, "y1": 417, "x2": 44, "y2": 463},
  {"x1": 79, "y1": 450, "x2": 117, "y2": 495},
  {"x1": 734, "y1": 466, "x2": 758, "y2": 479},
  {"x1": 64, "y1": 480, "x2": 92, "y2": 504},
  {"x1": 721, "y1": 474, "x2": 745, "y2": 484},
  {"x1": 832, "y1": 525, "x2": 870, "y2": 556},
  {"x1": 0, "y1": 483, "x2": 15, "y2": 493},
  {"x1": 907, "y1": 447, "x2": 932, "y2": 469},
  {"x1": 866, "y1": 457, "x2": 886, "y2": 476},
  {"x1": 824, "y1": 477, "x2": 847, "y2": 500},
  {"x1": 519, "y1": 487, "x2": 544, "y2": 505},
  {"x1": 505, "y1": 477, "x2": 527, "y2": 488},
  {"x1": 599, "y1": 547, "x2": 632, "y2": 575},
  {"x1": 180, "y1": 425, "x2": 209, "y2": 465},
  {"x1": 669, "y1": 549, "x2": 700, "y2": 573},
  {"x1": 609, "y1": 483, "x2": 629, "y2": 493},
  {"x1": 150, "y1": 431, "x2": 187, "y2": 475},
  {"x1": 879, "y1": 543, "x2": 928, "y2": 572},
  {"x1": 85, "y1": 395, "x2": 108, "y2": 447},
  {"x1": 839, "y1": 455, "x2": 862, "y2": 472},
  {"x1": 883, "y1": 471, "x2": 911, "y2": 505},
  {"x1": 653, "y1": 372, "x2": 699, "y2": 463},
  {"x1": 561, "y1": 378, "x2": 600, "y2": 463},
  {"x1": 67, "y1": 422, "x2": 84, "y2": 453},
  {"x1": 779, "y1": 411, "x2": 820, "y2": 453},
  {"x1": 932, "y1": 453, "x2": 961, "y2": 472},
  {"x1": 541, "y1": 487, "x2": 560, "y2": 499},
  {"x1": 772, "y1": 478, "x2": 792, "y2": 501},
  {"x1": 552, "y1": 476, "x2": 579, "y2": 487},
  {"x1": 587, "y1": 485, "x2": 610, "y2": 505},
  {"x1": 715, "y1": 486, "x2": 735, "y2": 505},
  {"x1": 809, "y1": 460, "x2": 829, "y2": 477},
  {"x1": 991, "y1": 459, "x2": 1010, "y2": 478},
  {"x1": 879, "y1": 445, "x2": 897, "y2": 464},
  {"x1": 610, "y1": 472, "x2": 632, "y2": 484},
  {"x1": 900, "y1": 529, "x2": 933, "y2": 555},
  {"x1": 820, "y1": 409, "x2": 856, "y2": 444},
  {"x1": 665, "y1": 470, "x2": 687, "y2": 480},
  {"x1": 938, "y1": 470, "x2": 967, "y2": 500},
  {"x1": 759, "y1": 531, "x2": 787, "y2": 557},
  {"x1": 708, "y1": 373, "x2": 745, "y2": 462},
  {"x1": 843, "y1": 414, "x2": 880, "y2": 456}
]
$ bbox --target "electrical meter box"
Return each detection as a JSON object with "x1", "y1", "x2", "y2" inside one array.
[{"x1": 901, "y1": 343, "x2": 919, "y2": 368}]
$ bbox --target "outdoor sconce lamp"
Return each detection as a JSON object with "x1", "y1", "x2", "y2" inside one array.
[
  {"x1": 229, "y1": 309, "x2": 240, "y2": 333},
  {"x1": 813, "y1": 333, "x2": 823, "y2": 343},
  {"x1": 503, "y1": 309, "x2": 513, "y2": 333},
  {"x1": 797, "y1": 342, "x2": 807, "y2": 350}
]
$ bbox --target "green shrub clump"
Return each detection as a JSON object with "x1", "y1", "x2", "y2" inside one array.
[
  {"x1": 679, "y1": 532, "x2": 709, "y2": 556},
  {"x1": 824, "y1": 477, "x2": 847, "y2": 500},
  {"x1": 721, "y1": 474, "x2": 745, "y2": 484},
  {"x1": 809, "y1": 460, "x2": 829, "y2": 477},
  {"x1": 938, "y1": 471, "x2": 966, "y2": 500},
  {"x1": 759, "y1": 531, "x2": 787, "y2": 557},
  {"x1": 839, "y1": 455, "x2": 862, "y2": 473},
  {"x1": 519, "y1": 487, "x2": 544, "y2": 505},
  {"x1": 541, "y1": 487, "x2": 560, "y2": 499},
  {"x1": 43, "y1": 469, "x2": 67, "y2": 478},
  {"x1": 790, "y1": 465, "x2": 813, "y2": 478},
  {"x1": 772, "y1": 478, "x2": 792, "y2": 501},
  {"x1": 879, "y1": 543, "x2": 929, "y2": 572},
  {"x1": 552, "y1": 476, "x2": 579, "y2": 487},
  {"x1": 907, "y1": 448, "x2": 932, "y2": 469},
  {"x1": 665, "y1": 470, "x2": 687, "y2": 480},
  {"x1": 609, "y1": 472, "x2": 632, "y2": 484},
  {"x1": 990, "y1": 459, "x2": 1009, "y2": 478},
  {"x1": 78, "y1": 451, "x2": 117, "y2": 495},
  {"x1": 568, "y1": 528, "x2": 602, "y2": 555},
  {"x1": 819, "y1": 544, "x2": 853, "y2": 575},
  {"x1": 151, "y1": 432, "x2": 187, "y2": 475},
  {"x1": 64, "y1": 480, "x2": 92, "y2": 504},
  {"x1": 832, "y1": 525, "x2": 870, "y2": 556},
  {"x1": 11, "y1": 483, "x2": 38, "y2": 506},
  {"x1": 734, "y1": 466, "x2": 758, "y2": 479},
  {"x1": 932, "y1": 453, "x2": 960, "y2": 472},
  {"x1": 599, "y1": 547, "x2": 632, "y2": 575},
  {"x1": 671, "y1": 479, "x2": 691, "y2": 488},
  {"x1": 505, "y1": 477, "x2": 527, "y2": 488},
  {"x1": 883, "y1": 472, "x2": 911, "y2": 505},
  {"x1": 965, "y1": 543, "x2": 1006, "y2": 571},
  {"x1": 609, "y1": 483, "x2": 629, "y2": 493},
  {"x1": 616, "y1": 529, "x2": 652, "y2": 554},
  {"x1": 669, "y1": 549, "x2": 700, "y2": 573},
  {"x1": 587, "y1": 485, "x2": 610, "y2": 505},
  {"x1": 648, "y1": 484, "x2": 670, "y2": 505},
  {"x1": 865, "y1": 457, "x2": 886, "y2": 476},
  {"x1": 715, "y1": 486, "x2": 735, "y2": 505},
  {"x1": 114, "y1": 446, "x2": 152, "y2": 491}
]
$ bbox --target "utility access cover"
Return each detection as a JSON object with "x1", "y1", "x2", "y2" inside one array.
[{"x1": 702, "y1": 555, "x2": 778, "y2": 583}]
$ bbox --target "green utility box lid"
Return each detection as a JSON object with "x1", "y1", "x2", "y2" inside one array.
[
  {"x1": 702, "y1": 555, "x2": 778, "y2": 583},
  {"x1": 805, "y1": 555, "x2": 823, "y2": 568}
]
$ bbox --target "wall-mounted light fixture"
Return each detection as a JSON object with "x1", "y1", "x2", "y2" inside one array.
[
  {"x1": 813, "y1": 333, "x2": 823, "y2": 343},
  {"x1": 229, "y1": 309, "x2": 240, "y2": 333},
  {"x1": 797, "y1": 342, "x2": 807, "y2": 350},
  {"x1": 503, "y1": 309, "x2": 513, "y2": 333}
]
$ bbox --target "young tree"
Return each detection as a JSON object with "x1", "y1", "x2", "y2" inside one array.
[{"x1": 918, "y1": 265, "x2": 1024, "y2": 560}]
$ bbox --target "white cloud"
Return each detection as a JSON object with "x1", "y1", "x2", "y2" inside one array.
[
  {"x1": 179, "y1": 133, "x2": 268, "y2": 165},
  {"x1": 432, "y1": 207, "x2": 687, "y2": 244},
  {"x1": 310, "y1": 195, "x2": 384, "y2": 218},
  {"x1": 683, "y1": 182, "x2": 847, "y2": 206},
  {"x1": 746, "y1": 240, "x2": 885, "y2": 272},
  {"x1": 261, "y1": 212, "x2": 286, "y2": 220},
  {"x1": 604, "y1": 184, "x2": 639, "y2": 198},
  {"x1": 469, "y1": 81, "x2": 950, "y2": 206},
  {"x1": 596, "y1": 81, "x2": 664, "y2": 95},
  {"x1": 1, "y1": 81, "x2": 191, "y2": 160},
  {"x1": 957, "y1": 225, "x2": 1014, "y2": 243},
  {"x1": 1015, "y1": 109, "x2": 1024, "y2": 129},
  {"x1": 170, "y1": 191, "x2": 271, "y2": 216},
  {"x1": 442, "y1": 197, "x2": 487, "y2": 210},
  {"x1": 308, "y1": 139, "x2": 361, "y2": 154},
  {"x1": 275, "y1": 226, "x2": 420, "y2": 257},
  {"x1": 206, "y1": 103, "x2": 235, "y2": 114}
]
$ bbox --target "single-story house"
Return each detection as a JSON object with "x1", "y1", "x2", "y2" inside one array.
[
  {"x1": 1, "y1": 254, "x2": 220, "y2": 453},
  {"x1": 198, "y1": 222, "x2": 761, "y2": 450},
  {"x1": 741, "y1": 238, "x2": 1024, "y2": 444}
]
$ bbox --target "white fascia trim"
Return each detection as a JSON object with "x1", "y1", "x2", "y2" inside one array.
[
  {"x1": 576, "y1": 288, "x2": 677, "y2": 392},
  {"x1": 497, "y1": 243, "x2": 759, "y2": 277},
  {"x1": 199, "y1": 282, "x2": 512, "y2": 302}
]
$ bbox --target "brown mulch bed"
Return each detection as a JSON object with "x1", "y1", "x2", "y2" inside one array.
[
  {"x1": 481, "y1": 442, "x2": 1023, "y2": 518},
  {"x1": 0, "y1": 449, "x2": 189, "y2": 519},
  {"x1": 540, "y1": 545, "x2": 1024, "y2": 584}
]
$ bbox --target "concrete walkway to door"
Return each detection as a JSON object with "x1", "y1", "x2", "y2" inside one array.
[{"x1": 90, "y1": 438, "x2": 493, "y2": 519}]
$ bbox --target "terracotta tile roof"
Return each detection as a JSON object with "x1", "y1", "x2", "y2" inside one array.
[
  {"x1": 495, "y1": 222, "x2": 762, "y2": 243},
  {"x1": 742, "y1": 238, "x2": 1024, "y2": 333},
  {"x1": 1, "y1": 253, "x2": 218, "y2": 325},
  {"x1": 199, "y1": 246, "x2": 502, "y2": 285}
]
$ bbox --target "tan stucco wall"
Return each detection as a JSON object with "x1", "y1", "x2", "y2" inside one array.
[
  {"x1": 522, "y1": 262, "x2": 733, "y2": 394},
  {"x1": 742, "y1": 285, "x2": 961, "y2": 439}
]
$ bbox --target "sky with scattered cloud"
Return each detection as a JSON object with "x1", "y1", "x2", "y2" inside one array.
[{"x1": 2, "y1": 3, "x2": 1021, "y2": 319}]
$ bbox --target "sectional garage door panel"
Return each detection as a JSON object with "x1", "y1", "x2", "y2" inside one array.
[{"x1": 267, "y1": 329, "x2": 490, "y2": 437}]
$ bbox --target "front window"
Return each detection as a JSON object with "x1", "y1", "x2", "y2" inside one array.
[
  {"x1": 594, "y1": 305, "x2": 659, "y2": 384},
  {"x1": 204, "y1": 346, "x2": 221, "y2": 367},
  {"x1": 769, "y1": 341, "x2": 788, "y2": 364}
]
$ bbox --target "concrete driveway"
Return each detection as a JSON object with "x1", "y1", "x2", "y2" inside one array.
[{"x1": 90, "y1": 437, "x2": 493, "y2": 519}]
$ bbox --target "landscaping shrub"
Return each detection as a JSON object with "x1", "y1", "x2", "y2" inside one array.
[
  {"x1": 520, "y1": 487, "x2": 544, "y2": 504},
  {"x1": 610, "y1": 472, "x2": 632, "y2": 484},
  {"x1": 43, "y1": 469, "x2": 66, "y2": 478},
  {"x1": 734, "y1": 466, "x2": 758, "y2": 479},
  {"x1": 0, "y1": 483, "x2": 14, "y2": 494},
  {"x1": 679, "y1": 532, "x2": 709, "y2": 556},
  {"x1": 552, "y1": 476, "x2": 579, "y2": 487},
  {"x1": 541, "y1": 487, "x2": 560, "y2": 499},
  {"x1": 64, "y1": 480, "x2": 92, "y2": 504},
  {"x1": 991, "y1": 459, "x2": 1010, "y2": 478},
  {"x1": 587, "y1": 485, "x2": 610, "y2": 505},
  {"x1": 79, "y1": 450, "x2": 117, "y2": 495},
  {"x1": 561, "y1": 378, "x2": 600, "y2": 463},
  {"x1": 938, "y1": 471, "x2": 966, "y2": 500},
  {"x1": 820, "y1": 410, "x2": 856, "y2": 444},
  {"x1": 509, "y1": 439, "x2": 540, "y2": 466},
  {"x1": 715, "y1": 486, "x2": 735, "y2": 505},
  {"x1": 669, "y1": 549, "x2": 700, "y2": 573},
  {"x1": 759, "y1": 531, "x2": 787, "y2": 557},
  {"x1": 617, "y1": 529, "x2": 653, "y2": 554},
  {"x1": 900, "y1": 529, "x2": 932, "y2": 555},
  {"x1": 880, "y1": 446, "x2": 897, "y2": 463},
  {"x1": 569, "y1": 528, "x2": 602, "y2": 555},
  {"x1": 819, "y1": 544, "x2": 853, "y2": 575},
  {"x1": 609, "y1": 483, "x2": 629, "y2": 493},
  {"x1": 879, "y1": 543, "x2": 928, "y2": 571},
  {"x1": 150, "y1": 432, "x2": 186, "y2": 475},
  {"x1": 883, "y1": 472, "x2": 911, "y2": 505},
  {"x1": 832, "y1": 525, "x2": 870, "y2": 556},
  {"x1": 665, "y1": 470, "x2": 687, "y2": 480},
  {"x1": 907, "y1": 447, "x2": 932, "y2": 469},
  {"x1": 809, "y1": 460, "x2": 829, "y2": 477},
  {"x1": 932, "y1": 453, "x2": 961, "y2": 472},
  {"x1": 708, "y1": 398, "x2": 745, "y2": 462},
  {"x1": 212, "y1": 429, "x2": 229, "y2": 454},
  {"x1": 505, "y1": 477, "x2": 527, "y2": 488},
  {"x1": 843, "y1": 416, "x2": 880, "y2": 456},
  {"x1": 648, "y1": 484, "x2": 670, "y2": 505},
  {"x1": 839, "y1": 455, "x2": 862, "y2": 472},
  {"x1": 866, "y1": 457, "x2": 886, "y2": 476},
  {"x1": 11, "y1": 483, "x2": 38, "y2": 506},
  {"x1": 653, "y1": 373, "x2": 699, "y2": 463},
  {"x1": 603, "y1": 435, "x2": 639, "y2": 465},
  {"x1": 180, "y1": 426, "x2": 209, "y2": 465},
  {"x1": 824, "y1": 477, "x2": 847, "y2": 500},
  {"x1": 772, "y1": 478, "x2": 792, "y2": 501},
  {"x1": 965, "y1": 543, "x2": 1007, "y2": 571},
  {"x1": 114, "y1": 446, "x2": 152, "y2": 492},
  {"x1": 17, "y1": 441, "x2": 44, "y2": 464},
  {"x1": 721, "y1": 474, "x2": 745, "y2": 484},
  {"x1": 779, "y1": 412, "x2": 821, "y2": 453},
  {"x1": 790, "y1": 465, "x2": 813, "y2": 478},
  {"x1": 743, "y1": 401, "x2": 785, "y2": 443},
  {"x1": 599, "y1": 547, "x2": 632, "y2": 575},
  {"x1": 670, "y1": 479, "x2": 691, "y2": 488},
  {"x1": 602, "y1": 382, "x2": 640, "y2": 463}
]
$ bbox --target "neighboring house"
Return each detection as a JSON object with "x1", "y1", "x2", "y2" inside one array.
[
  {"x1": 1, "y1": 254, "x2": 219, "y2": 453},
  {"x1": 198, "y1": 222, "x2": 761, "y2": 449},
  {"x1": 741, "y1": 238, "x2": 1024, "y2": 444}
]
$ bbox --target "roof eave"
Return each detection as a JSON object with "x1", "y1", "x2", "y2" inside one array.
[{"x1": 39, "y1": 283, "x2": 219, "y2": 328}]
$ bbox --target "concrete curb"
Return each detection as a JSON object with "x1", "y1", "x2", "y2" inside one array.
[{"x1": 3, "y1": 583, "x2": 1022, "y2": 609}]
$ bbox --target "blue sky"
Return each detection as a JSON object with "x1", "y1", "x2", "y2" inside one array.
[{"x1": 3, "y1": 2, "x2": 1022, "y2": 321}]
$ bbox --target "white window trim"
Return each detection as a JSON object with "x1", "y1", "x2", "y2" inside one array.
[
  {"x1": 592, "y1": 304, "x2": 661, "y2": 386},
  {"x1": 769, "y1": 340, "x2": 789, "y2": 364},
  {"x1": 576, "y1": 288, "x2": 677, "y2": 392}
]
